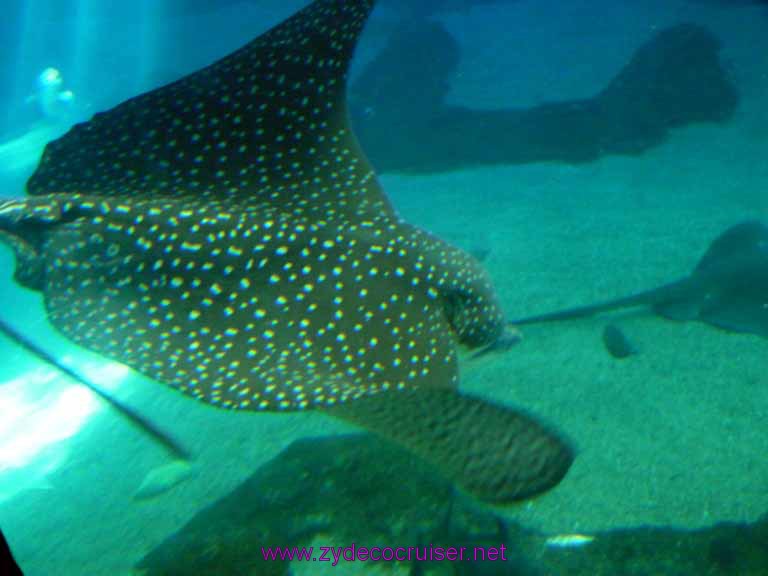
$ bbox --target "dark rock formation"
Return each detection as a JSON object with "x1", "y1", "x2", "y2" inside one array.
[
  {"x1": 351, "y1": 22, "x2": 739, "y2": 173},
  {"x1": 136, "y1": 434, "x2": 768, "y2": 575}
]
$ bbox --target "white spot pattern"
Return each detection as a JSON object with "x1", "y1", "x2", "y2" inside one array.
[{"x1": 7, "y1": 0, "x2": 506, "y2": 412}]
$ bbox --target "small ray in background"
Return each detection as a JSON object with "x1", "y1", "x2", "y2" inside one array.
[{"x1": 512, "y1": 221, "x2": 768, "y2": 339}]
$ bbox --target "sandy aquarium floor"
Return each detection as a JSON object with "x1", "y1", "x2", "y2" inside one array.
[
  {"x1": 0, "y1": 0, "x2": 767, "y2": 575},
  {"x1": 384, "y1": 0, "x2": 768, "y2": 535},
  {"x1": 387, "y1": 139, "x2": 768, "y2": 535}
]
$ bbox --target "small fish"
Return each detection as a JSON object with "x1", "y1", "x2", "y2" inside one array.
[
  {"x1": 544, "y1": 533, "x2": 595, "y2": 548},
  {"x1": 133, "y1": 460, "x2": 195, "y2": 500}
]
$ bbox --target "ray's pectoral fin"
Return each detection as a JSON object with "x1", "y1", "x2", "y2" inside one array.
[
  {"x1": 698, "y1": 297, "x2": 768, "y2": 337},
  {"x1": 325, "y1": 388, "x2": 573, "y2": 503}
]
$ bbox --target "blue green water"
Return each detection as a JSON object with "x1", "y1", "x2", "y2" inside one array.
[{"x1": 0, "y1": 1, "x2": 766, "y2": 574}]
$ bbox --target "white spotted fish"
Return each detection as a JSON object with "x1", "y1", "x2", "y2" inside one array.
[{"x1": 0, "y1": 0, "x2": 572, "y2": 502}]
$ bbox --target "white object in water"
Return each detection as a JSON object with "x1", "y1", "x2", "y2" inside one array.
[
  {"x1": 37, "y1": 67, "x2": 63, "y2": 90},
  {"x1": 134, "y1": 460, "x2": 195, "y2": 500},
  {"x1": 544, "y1": 533, "x2": 596, "y2": 548},
  {"x1": 33, "y1": 67, "x2": 76, "y2": 119}
]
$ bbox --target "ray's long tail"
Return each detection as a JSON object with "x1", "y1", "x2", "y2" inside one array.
[{"x1": 509, "y1": 280, "x2": 688, "y2": 326}]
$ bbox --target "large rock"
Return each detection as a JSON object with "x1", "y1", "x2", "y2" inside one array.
[{"x1": 136, "y1": 434, "x2": 768, "y2": 575}]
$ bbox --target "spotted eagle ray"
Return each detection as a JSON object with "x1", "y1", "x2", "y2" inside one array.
[
  {"x1": 0, "y1": 0, "x2": 572, "y2": 503},
  {"x1": 512, "y1": 220, "x2": 768, "y2": 338}
]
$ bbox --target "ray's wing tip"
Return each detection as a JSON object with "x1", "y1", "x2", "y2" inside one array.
[
  {"x1": 25, "y1": 0, "x2": 380, "y2": 201},
  {"x1": 474, "y1": 433, "x2": 574, "y2": 504},
  {"x1": 454, "y1": 398, "x2": 576, "y2": 504}
]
